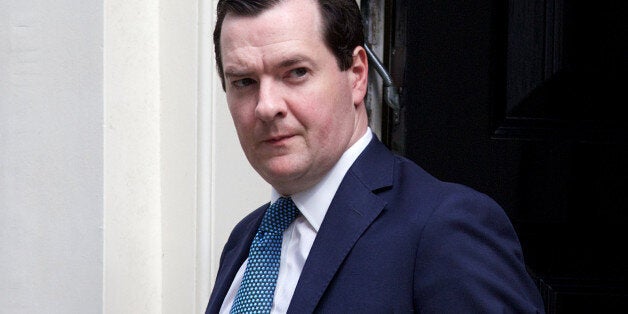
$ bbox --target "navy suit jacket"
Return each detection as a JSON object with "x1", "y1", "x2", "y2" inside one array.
[{"x1": 206, "y1": 135, "x2": 545, "y2": 313}]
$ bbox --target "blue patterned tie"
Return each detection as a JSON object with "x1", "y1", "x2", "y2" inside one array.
[{"x1": 230, "y1": 197, "x2": 300, "y2": 314}]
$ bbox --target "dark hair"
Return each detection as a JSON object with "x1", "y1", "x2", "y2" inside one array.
[{"x1": 213, "y1": 0, "x2": 364, "y2": 89}]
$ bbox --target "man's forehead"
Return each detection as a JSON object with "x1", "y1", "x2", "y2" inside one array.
[{"x1": 220, "y1": 0, "x2": 324, "y2": 67}]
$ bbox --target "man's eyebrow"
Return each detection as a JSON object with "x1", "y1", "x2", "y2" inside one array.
[
  {"x1": 223, "y1": 67, "x2": 253, "y2": 78},
  {"x1": 224, "y1": 56, "x2": 313, "y2": 78},
  {"x1": 278, "y1": 57, "x2": 307, "y2": 68}
]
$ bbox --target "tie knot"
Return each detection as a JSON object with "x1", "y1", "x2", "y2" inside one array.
[{"x1": 259, "y1": 197, "x2": 299, "y2": 234}]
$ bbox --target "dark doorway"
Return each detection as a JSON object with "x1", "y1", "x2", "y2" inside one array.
[{"x1": 363, "y1": 0, "x2": 628, "y2": 312}]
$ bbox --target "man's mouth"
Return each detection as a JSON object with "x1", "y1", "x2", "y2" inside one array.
[{"x1": 265, "y1": 134, "x2": 293, "y2": 144}]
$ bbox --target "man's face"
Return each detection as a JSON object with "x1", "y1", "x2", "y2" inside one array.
[{"x1": 220, "y1": 0, "x2": 368, "y2": 195}]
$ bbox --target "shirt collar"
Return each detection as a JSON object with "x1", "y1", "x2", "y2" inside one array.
[{"x1": 271, "y1": 128, "x2": 373, "y2": 231}]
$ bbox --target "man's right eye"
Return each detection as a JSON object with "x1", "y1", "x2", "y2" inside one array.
[{"x1": 232, "y1": 78, "x2": 256, "y2": 88}]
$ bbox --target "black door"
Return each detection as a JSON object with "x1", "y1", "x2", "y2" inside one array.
[{"x1": 365, "y1": 0, "x2": 628, "y2": 312}]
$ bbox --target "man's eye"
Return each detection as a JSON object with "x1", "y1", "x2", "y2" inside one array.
[
  {"x1": 233, "y1": 78, "x2": 256, "y2": 88},
  {"x1": 288, "y1": 68, "x2": 308, "y2": 78}
]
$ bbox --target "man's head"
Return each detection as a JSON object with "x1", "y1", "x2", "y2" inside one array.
[
  {"x1": 217, "y1": 0, "x2": 369, "y2": 195},
  {"x1": 214, "y1": 0, "x2": 364, "y2": 90}
]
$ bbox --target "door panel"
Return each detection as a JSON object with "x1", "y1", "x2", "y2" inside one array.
[{"x1": 369, "y1": 0, "x2": 628, "y2": 312}]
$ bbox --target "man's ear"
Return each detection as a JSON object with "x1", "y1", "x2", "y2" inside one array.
[{"x1": 350, "y1": 46, "x2": 368, "y2": 107}]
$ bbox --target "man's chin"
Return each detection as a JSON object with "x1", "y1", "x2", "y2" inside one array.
[
  {"x1": 257, "y1": 164, "x2": 308, "y2": 193},
  {"x1": 260, "y1": 167, "x2": 301, "y2": 183}
]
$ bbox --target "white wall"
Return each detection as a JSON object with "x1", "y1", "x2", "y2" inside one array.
[{"x1": 0, "y1": 0, "x2": 104, "y2": 312}]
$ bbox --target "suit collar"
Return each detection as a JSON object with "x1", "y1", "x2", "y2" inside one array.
[{"x1": 348, "y1": 134, "x2": 395, "y2": 192}]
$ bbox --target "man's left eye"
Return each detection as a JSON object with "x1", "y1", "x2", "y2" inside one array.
[{"x1": 288, "y1": 68, "x2": 308, "y2": 78}]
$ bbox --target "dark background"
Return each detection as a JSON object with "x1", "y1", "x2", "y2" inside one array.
[{"x1": 364, "y1": 0, "x2": 628, "y2": 312}]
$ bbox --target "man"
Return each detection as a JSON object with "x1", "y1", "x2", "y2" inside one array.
[{"x1": 207, "y1": 0, "x2": 545, "y2": 313}]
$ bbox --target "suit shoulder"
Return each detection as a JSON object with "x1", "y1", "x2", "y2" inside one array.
[
  {"x1": 391, "y1": 154, "x2": 504, "y2": 214},
  {"x1": 222, "y1": 203, "x2": 267, "y2": 250}
]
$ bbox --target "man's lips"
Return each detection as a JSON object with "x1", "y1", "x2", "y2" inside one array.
[{"x1": 263, "y1": 134, "x2": 294, "y2": 144}]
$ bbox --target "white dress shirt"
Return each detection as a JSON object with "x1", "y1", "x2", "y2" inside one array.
[{"x1": 220, "y1": 129, "x2": 373, "y2": 314}]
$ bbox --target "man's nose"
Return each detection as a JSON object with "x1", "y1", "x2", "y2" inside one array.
[{"x1": 255, "y1": 80, "x2": 287, "y2": 122}]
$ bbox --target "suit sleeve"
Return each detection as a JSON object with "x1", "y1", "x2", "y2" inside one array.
[{"x1": 412, "y1": 188, "x2": 544, "y2": 313}]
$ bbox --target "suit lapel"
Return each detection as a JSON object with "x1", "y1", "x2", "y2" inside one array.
[{"x1": 287, "y1": 136, "x2": 395, "y2": 313}]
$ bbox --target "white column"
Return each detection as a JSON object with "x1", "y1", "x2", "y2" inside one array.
[
  {"x1": 103, "y1": 0, "x2": 162, "y2": 313},
  {"x1": 196, "y1": 0, "x2": 214, "y2": 311},
  {"x1": 160, "y1": 0, "x2": 200, "y2": 312}
]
